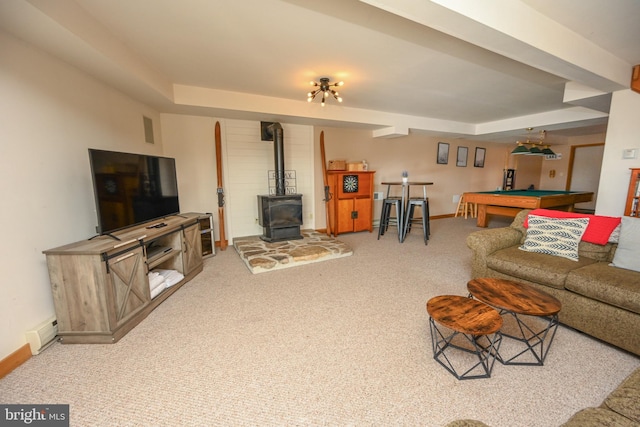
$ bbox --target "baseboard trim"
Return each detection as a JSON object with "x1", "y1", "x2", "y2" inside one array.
[
  {"x1": 0, "y1": 344, "x2": 32, "y2": 379},
  {"x1": 431, "y1": 213, "x2": 455, "y2": 220},
  {"x1": 317, "y1": 215, "x2": 455, "y2": 235}
]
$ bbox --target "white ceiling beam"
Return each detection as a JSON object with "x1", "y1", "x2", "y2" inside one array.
[
  {"x1": 173, "y1": 84, "x2": 476, "y2": 135},
  {"x1": 563, "y1": 82, "x2": 612, "y2": 113},
  {"x1": 2, "y1": 0, "x2": 621, "y2": 139},
  {"x1": 372, "y1": 126, "x2": 409, "y2": 138},
  {"x1": 0, "y1": 0, "x2": 174, "y2": 104},
  {"x1": 361, "y1": 0, "x2": 631, "y2": 92},
  {"x1": 475, "y1": 106, "x2": 608, "y2": 136}
]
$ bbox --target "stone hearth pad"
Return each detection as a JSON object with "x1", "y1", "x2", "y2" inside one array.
[{"x1": 233, "y1": 230, "x2": 353, "y2": 274}]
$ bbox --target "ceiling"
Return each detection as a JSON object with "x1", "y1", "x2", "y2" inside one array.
[{"x1": 1, "y1": 0, "x2": 639, "y2": 143}]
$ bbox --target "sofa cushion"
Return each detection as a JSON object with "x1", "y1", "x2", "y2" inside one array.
[
  {"x1": 604, "y1": 367, "x2": 640, "y2": 423},
  {"x1": 519, "y1": 215, "x2": 589, "y2": 261},
  {"x1": 566, "y1": 263, "x2": 640, "y2": 315},
  {"x1": 610, "y1": 216, "x2": 640, "y2": 272},
  {"x1": 560, "y1": 407, "x2": 638, "y2": 427},
  {"x1": 487, "y1": 246, "x2": 597, "y2": 290},
  {"x1": 578, "y1": 241, "x2": 616, "y2": 262}
]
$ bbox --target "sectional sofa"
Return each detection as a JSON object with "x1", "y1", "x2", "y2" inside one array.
[
  {"x1": 446, "y1": 366, "x2": 640, "y2": 426},
  {"x1": 466, "y1": 208, "x2": 640, "y2": 356}
]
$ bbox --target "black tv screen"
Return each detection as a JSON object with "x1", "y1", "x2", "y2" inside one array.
[{"x1": 88, "y1": 149, "x2": 180, "y2": 234}]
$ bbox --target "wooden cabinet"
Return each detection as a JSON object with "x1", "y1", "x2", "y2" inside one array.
[
  {"x1": 107, "y1": 245, "x2": 148, "y2": 329},
  {"x1": 624, "y1": 168, "x2": 640, "y2": 217},
  {"x1": 327, "y1": 171, "x2": 375, "y2": 235},
  {"x1": 43, "y1": 213, "x2": 205, "y2": 344},
  {"x1": 182, "y1": 222, "x2": 204, "y2": 274}
]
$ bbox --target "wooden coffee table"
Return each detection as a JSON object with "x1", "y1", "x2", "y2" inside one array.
[
  {"x1": 467, "y1": 278, "x2": 562, "y2": 366},
  {"x1": 426, "y1": 295, "x2": 503, "y2": 380}
]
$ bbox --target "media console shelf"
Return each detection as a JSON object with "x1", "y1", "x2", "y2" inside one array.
[{"x1": 43, "y1": 212, "x2": 204, "y2": 344}]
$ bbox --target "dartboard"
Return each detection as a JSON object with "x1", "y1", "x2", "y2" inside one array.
[{"x1": 343, "y1": 175, "x2": 359, "y2": 193}]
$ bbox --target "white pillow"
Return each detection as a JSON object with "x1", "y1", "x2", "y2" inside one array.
[
  {"x1": 519, "y1": 215, "x2": 589, "y2": 261},
  {"x1": 608, "y1": 223, "x2": 621, "y2": 243},
  {"x1": 610, "y1": 216, "x2": 640, "y2": 272}
]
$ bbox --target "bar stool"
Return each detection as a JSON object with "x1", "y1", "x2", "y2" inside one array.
[
  {"x1": 403, "y1": 197, "x2": 430, "y2": 244},
  {"x1": 377, "y1": 197, "x2": 402, "y2": 241},
  {"x1": 455, "y1": 193, "x2": 477, "y2": 218}
]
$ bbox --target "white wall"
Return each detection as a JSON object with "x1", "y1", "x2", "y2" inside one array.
[
  {"x1": 224, "y1": 120, "x2": 315, "y2": 238},
  {"x1": 0, "y1": 31, "x2": 163, "y2": 360},
  {"x1": 313, "y1": 127, "x2": 544, "y2": 225},
  {"x1": 160, "y1": 114, "x2": 218, "y2": 220},
  {"x1": 161, "y1": 116, "x2": 315, "y2": 241},
  {"x1": 597, "y1": 89, "x2": 640, "y2": 216}
]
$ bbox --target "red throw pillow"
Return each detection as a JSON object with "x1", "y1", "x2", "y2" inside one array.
[{"x1": 524, "y1": 209, "x2": 621, "y2": 245}]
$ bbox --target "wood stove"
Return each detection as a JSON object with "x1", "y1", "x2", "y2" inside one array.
[
  {"x1": 257, "y1": 194, "x2": 302, "y2": 242},
  {"x1": 257, "y1": 122, "x2": 303, "y2": 242}
]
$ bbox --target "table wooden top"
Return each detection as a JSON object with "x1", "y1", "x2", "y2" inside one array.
[
  {"x1": 467, "y1": 278, "x2": 562, "y2": 316},
  {"x1": 426, "y1": 295, "x2": 502, "y2": 335}
]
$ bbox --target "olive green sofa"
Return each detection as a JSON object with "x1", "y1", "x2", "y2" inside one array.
[
  {"x1": 445, "y1": 366, "x2": 640, "y2": 426},
  {"x1": 466, "y1": 209, "x2": 640, "y2": 357}
]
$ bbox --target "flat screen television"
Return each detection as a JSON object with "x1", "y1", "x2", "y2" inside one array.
[{"x1": 88, "y1": 149, "x2": 180, "y2": 235}]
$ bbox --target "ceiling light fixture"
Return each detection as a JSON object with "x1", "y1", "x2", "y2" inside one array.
[
  {"x1": 307, "y1": 77, "x2": 343, "y2": 106},
  {"x1": 526, "y1": 143, "x2": 543, "y2": 155},
  {"x1": 511, "y1": 128, "x2": 555, "y2": 156},
  {"x1": 537, "y1": 130, "x2": 556, "y2": 156},
  {"x1": 541, "y1": 145, "x2": 556, "y2": 155}
]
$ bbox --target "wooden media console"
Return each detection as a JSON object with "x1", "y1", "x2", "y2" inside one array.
[{"x1": 43, "y1": 213, "x2": 204, "y2": 344}]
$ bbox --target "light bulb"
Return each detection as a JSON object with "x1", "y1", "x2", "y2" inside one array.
[{"x1": 337, "y1": 97, "x2": 342, "y2": 102}]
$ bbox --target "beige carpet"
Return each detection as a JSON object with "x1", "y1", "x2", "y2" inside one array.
[
  {"x1": 1, "y1": 217, "x2": 638, "y2": 427},
  {"x1": 233, "y1": 230, "x2": 353, "y2": 274}
]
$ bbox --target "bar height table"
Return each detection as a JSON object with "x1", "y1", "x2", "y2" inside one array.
[{"x1": 380, "y1": 181, "x2": 433, "y2": 242}]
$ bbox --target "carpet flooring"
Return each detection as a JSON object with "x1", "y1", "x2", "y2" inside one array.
[{"x1": 1, "y1": 216, "x2": 638, "y2": 426}]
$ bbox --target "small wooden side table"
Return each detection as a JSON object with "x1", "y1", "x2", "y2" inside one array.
[
  {"x1": 426, "y1": 295, "x2": 503, "y2": 380},
  {"x1": 467, "y1": 278, "x2": 562, "y2": 366}
]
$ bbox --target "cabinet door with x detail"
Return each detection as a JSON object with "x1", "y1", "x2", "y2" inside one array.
[{"x1": 106, "y1": 246, "x2": 149, "y2": 329}]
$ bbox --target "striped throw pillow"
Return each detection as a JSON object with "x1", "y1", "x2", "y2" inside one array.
[{"x1": 519, "y1": 214, "x2": 589, "y2": 261}]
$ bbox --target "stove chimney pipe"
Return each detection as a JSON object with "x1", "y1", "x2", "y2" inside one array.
[{"x1": 270, "y1": 122, "x2": 285, "y2": 196}]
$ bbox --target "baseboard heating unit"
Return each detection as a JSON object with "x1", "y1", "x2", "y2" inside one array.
[{"x1": 25, "y1": 316, "x2": 58, "y2": 355}]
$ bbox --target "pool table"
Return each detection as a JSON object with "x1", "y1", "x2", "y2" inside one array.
[{"x1": 464, "y1": 189, "x2": 594, "y2": 227}]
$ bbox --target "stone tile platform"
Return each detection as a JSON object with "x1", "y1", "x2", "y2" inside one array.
[{"x1": 233, "y1": 230, "x2": 353, "y2": 274}]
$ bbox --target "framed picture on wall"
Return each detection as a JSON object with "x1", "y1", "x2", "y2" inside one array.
[
  {"x1": 437, "y1": 142, "x2": 449, "y2": 165},
  {"x1": 456, "y1": 146, "x2": 468, "y2": 167},
  {"x1": 474, "y1": 147, "x2": 486, "y2": 168}
]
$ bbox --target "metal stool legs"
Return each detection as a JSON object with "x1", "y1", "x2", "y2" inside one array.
[
  {"x1": 403, "y1": 198, "x2": 430, "y2": 244},
  {"x1": 377, "y1": 198, "x2": 402, "y2": 242}
]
